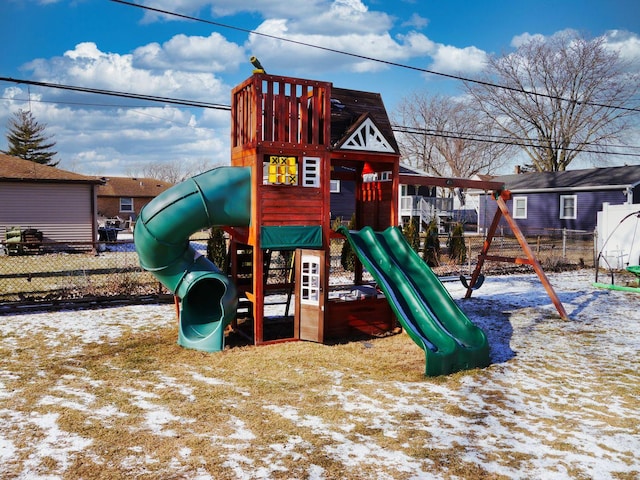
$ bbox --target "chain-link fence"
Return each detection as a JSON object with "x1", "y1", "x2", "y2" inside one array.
[
  {"x1": 0, "y1": 237, "x2": 208, "y2": 306},
  {"x1": 0, "y1": 229, "x2": 595, "y2": 308},
  {"x1": 329, "y1": 228, "x2": 597, "y2": 286}
]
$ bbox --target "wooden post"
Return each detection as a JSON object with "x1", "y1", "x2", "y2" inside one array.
[
  {"x1": 464, "y1": 192, "x2": 504, "y2": 298},
  {"x1": 466, "y1": 190, "x2": 569, "y2": 320}
]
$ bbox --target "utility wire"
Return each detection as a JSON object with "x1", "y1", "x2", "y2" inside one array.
[
  {"x1": 1, "y1": 95, "x2": 164, "y2": 109},
  {"x1": 393, "y1": 125, "x2": 639, "y2": 157},
  {"x1": 393, "y1": 124, "x2": 640, "y2": 153},
  {"x1": 0, "y1": 76, "x2": 231, "y2": 111},
  {"x1": 7, "y1": 90, "x2": 636, "y2": 152},
  {"x1": 2, "y1": 76, "x2": 638, "y2": 156},
  {"x1": 109, "y1": 0, "x2": 640, "y2": 114}
]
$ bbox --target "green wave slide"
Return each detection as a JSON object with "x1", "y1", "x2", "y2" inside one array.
[
  {"x1": 337, "y1": 225, "x2": 490, "y2": 376},
  {"x1": 134, "y1": 166, "x2": 252, "y2": 352}
]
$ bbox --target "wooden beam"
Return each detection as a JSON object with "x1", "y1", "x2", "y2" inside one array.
[
  {"x1": 495, "y1": 193, "x2": 568, "y2": 320},
  {"x1": 483, "y1": 255, "x2": 533, "y2": 265},
  {"x1": 398, "y1": 174, "x2": 504, "y2": 191}
]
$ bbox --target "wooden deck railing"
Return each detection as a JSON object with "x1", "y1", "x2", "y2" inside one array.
[{"x1": 232, "y1": 74, "x2": 331, "y2": 148}]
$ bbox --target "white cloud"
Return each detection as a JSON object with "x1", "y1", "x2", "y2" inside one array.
[
  {"x1": 132, "y1": 33, "x2": 245, "y2": 73},
  {"x1": 602, "y1": 30, "x2": 640, "y2": 70},
  {"x1": 402, "y1": 13, "x2": 429, "y2": 30},
  {"x1": 19, "y1": 42, "x2": 235, "y2": 118},
  {"x1": 247, "y1": 19, "x2": 438, "y2": 75},
  {"x1": 510, "y1": 32, "x2": 545, "y2": 48},
  {"x1": 0, "y1": 80, "x2": 231, "y2": 177},
  {"x1": 142, "y1": 0, "x2": 304, "y2": 19},
  {"x1": 429, "y1": 44, "x2": 487, "y2": 75}
]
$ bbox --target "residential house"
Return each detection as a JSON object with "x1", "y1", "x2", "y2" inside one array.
[
  {"x1": 0, "y1": 153, "x2": 104, "y2": 250},
  {"x1": 477, "y1": 165, "x2": 640, "y2": 236},
  {"x1": 96, "y1": 176, "x2": 172, "y2": 229}
]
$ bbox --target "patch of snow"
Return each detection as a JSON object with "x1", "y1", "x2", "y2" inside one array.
[{"x1": 0, "y1": 270, "x2": 638, "y2": 479}]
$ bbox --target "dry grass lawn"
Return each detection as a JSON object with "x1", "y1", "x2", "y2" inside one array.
[{"x1": 0, "y1": 270, "x2": 638, "y2": 479}]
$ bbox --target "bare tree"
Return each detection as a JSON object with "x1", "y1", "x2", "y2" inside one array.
[
  {"x1": 394, "y1": 93, "x2": 511, "y2": 178},
  {"x1": 127, "y1": 158, "x2": 219, "y2": 184},
  {"x1": 465, "y1": 31, "x2": 639, "y2": 172}
]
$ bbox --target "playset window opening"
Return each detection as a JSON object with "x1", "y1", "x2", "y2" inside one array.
[
  {"x1": 263, "y1": 156, "x2": 321, "y2": 187},
  {"x1": 300, "y1": 254, "x2": 321, "y2": 305}
]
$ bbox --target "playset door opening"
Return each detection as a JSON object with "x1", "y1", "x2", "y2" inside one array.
[{"x1": 295, "y1": 249, "x2": 325, "y2": 343}]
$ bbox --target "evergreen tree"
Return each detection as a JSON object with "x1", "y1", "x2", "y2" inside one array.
[
  {"x1": 447, "y1": 222, "x2": 467, "y2": 264},
  {"x1": 402, "y1": 218, "x2": 421, "y2": 254},
  {"x1": 207, "y1": 227, "x2": 228, "y2": 273},
  {"x1": 422, "y1": 219, "x2": 441, "y2": 267},
  {"x1": 340, "y1": 213, "x2": 357, "y2": 272},
  {"x1": 3, "y1": 109, "x2": 59, "y2": 166}
]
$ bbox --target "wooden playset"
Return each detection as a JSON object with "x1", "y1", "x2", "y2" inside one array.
[{"x1": 135, "y1": 66, "x2": 567, "y2": 375}]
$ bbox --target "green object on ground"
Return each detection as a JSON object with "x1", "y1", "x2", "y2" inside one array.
[
  {"x1": 337, "y1": 225, "x2": 490, "y2": 376},
  {"x1": 625, "y1": 265, "x2": 640, "y2": 278},
  {"x1": 593, "y1": 282, "x2": 640, "y2": 293},
  {"x1": 134, "y1": 166, "x2": 251, "y2": 352}
]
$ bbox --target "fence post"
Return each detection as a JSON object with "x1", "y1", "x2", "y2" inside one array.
[
  {"x1": 593, "y1": 228, "x2": 598, "y2": 268},
  {"x1": 562, "y1": 228, "x2": 567, "y2": 259},
  {"x1": 467, "y1": 236, "x2": 472, "y2": 275}
]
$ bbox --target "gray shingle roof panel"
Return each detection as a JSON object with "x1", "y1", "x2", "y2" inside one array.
[{"x1": 494, "y1": 165, "x2": 640, "y2": 191}]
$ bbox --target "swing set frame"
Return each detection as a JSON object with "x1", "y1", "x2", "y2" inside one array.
[
  {"x1": 464, "y1": 189, "x2": 568, "y2": 320},
  {"x1": 398, "y1": 174, "x2": 569, "y2": 320}
]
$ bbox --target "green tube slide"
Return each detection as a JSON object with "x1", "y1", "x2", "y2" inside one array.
[
  {"x1": 337, "y1": 225, "x2": 490, "y2": 376},
  {"x1": 134, "y1": 166, "x2": 251, "y2": 352}
]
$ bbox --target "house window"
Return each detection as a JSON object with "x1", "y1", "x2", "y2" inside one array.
[
  {"x1": 330, "y1": 179, "x2": 341, "y2": 193},
  {"x1": 560, "y1": 195, "x2": 577, "y2": 219},
  {"x1": 120, "y1": 197, "x2": 134, "y2": 213},
  {"x1": 513, "y1": 197, "x2": 527, "y2": 219}
]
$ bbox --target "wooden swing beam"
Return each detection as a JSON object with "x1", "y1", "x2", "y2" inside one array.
[{"x1": 463, "y1": 189, "x2": 569, "y2": 320}]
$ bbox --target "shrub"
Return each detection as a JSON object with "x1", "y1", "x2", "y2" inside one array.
[
  {"x1": 340, "y1": 213, "x2": 357, "y2": 272},
  {"x1": 402, "y1": 218, "x2": 421, "y2": 254},
  {"x1": 207, "y1": 227, "x2": 228, "y2": 273},
  {"x1": 422, "y1": 219, "x2": 440, "y2": 267},
  {"x1": 448, "y1": 222, "x2": 467, "y2": 264}
]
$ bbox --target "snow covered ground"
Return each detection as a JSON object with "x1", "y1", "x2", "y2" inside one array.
[{"x1": 0, "y1": 269, "x2": 638, "y2": 479}]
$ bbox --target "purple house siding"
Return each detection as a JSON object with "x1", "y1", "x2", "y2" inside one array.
[
  {"x1": 477, "y1": 165, "x2": 640, "y2": 236},
  {"x1": 480, "y1": 190, "x2": 629, "y2": 235}
]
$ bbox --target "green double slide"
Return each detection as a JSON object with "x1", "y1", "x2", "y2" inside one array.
[
  {"x1": 134, "y1": 166, "x2": 251, "y2": 352},
  {"x1": 338, "y1": 226, "x2": 490, "y2": 376}
]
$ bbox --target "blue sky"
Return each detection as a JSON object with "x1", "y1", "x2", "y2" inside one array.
[{"x1": 1, "y1": 0, "x2": 639, "y2": 177}]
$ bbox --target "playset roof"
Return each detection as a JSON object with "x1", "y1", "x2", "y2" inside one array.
[{"x1": 329, "y1": 87, "x2": 399, "y2": 154}]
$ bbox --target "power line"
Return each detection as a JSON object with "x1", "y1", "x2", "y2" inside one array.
[
  {"x1": 1, "y1": 95, "x2": 162, "y2": 109},
  {"x1": 0, "y1": 76, "x2": 231, "y2": 111},
  {"x1": 2, "y1": 76, "x2": 638, "y2": 156},
  {"x1": 393, "y1": 124, "x2": 640, "y2": 151},
  {"x1": 393, "y1": 125, "x2": 640, "y2": 157},
  {"x1": 109, "y1": 0, "x2": 640, "y2": 114}
]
